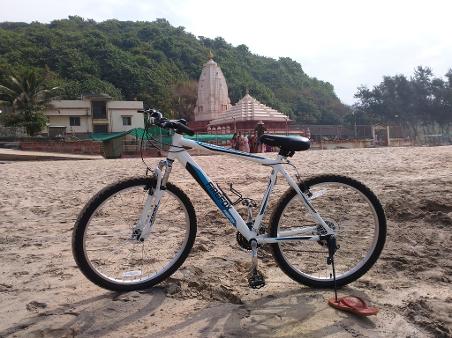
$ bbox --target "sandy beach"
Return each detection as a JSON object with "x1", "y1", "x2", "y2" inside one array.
[{"x1": 0, "y1": 145, "x2": 451, "y2": 337}]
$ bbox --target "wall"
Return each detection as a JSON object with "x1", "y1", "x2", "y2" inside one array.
[
  {"x1": 108, "y1": 101, "x2": 143, "y2": 109},
  {"x1": 48, "y1": 100, "x2": 90, "y2": 110},
  {"x1": 20, "y1": 140, "x2": 103, "y2": 155},
  {"x1": 110, "y1": 110, "x2": 144, "y2": 132},
  {"x1": 46, "y1": 108, "x2": 89, "y2": 116},
  {"x1": 46, "y1": 115, "x2": 91, "y2": 133},
  {"x1": 389, "y1": 138, "x2": 413, "y2": 147},
  {"x1": 310, "y1": 139, "x2": 374, "y2": 150},
  {"x1": 310, "y1": 138, "x2": 413, "y2": 150}
]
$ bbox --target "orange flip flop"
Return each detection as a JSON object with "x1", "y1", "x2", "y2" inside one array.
[{"x1": 328, "y1": 296, "x2": 379, "y2": 316}]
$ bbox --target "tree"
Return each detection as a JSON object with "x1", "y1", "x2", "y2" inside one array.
[
  {"x1": 0, "y1": 69, "x2": 59, "y2": 135},
  {"x1": 354, "y1": 67, "x2": 452, "y2": 143},
  {"x1": 431, "y1": 70, "x2": 452, "y2": 136},
  {"x1": 170, "y1": 80, "x2": 197, "y2": 121},
  {"x1": 0, "y1": 18, "x2": 348, "y2": 124}
]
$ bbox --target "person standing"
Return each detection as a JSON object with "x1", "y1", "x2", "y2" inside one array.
[
  {"x1": 231, "y1": 133, "x2": 238, "y2": 149},
  {"x1": 237, "y1": 132, "x2": 247, "y2": 152},
  {"x1": 255, "y1": 121, "x2": 267, "y2": 152},
  {"x1": 243, "y1": 134, "x2": 250, "y2": 152},
  {"x1": 237, "y1": 131, "x2": 244, "y2": 151},
  {"x1": 249, "y1": 132, "x2": 257, "y2": 153}
]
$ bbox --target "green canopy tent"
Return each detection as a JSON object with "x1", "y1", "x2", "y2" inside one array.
[
  {"x1": 89, "y1": 128, "x2": 235, "y2": 158},
  {"x1": 129, "y1": 128, "x2": 235, "y2": 142},
  {"x1": 90, "y1": 128, "x2": 235, "y2": 143}
]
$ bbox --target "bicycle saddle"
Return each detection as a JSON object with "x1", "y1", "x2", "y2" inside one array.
[{"x1": 260, "y1": 134, "x2": 310, "y2": 152}]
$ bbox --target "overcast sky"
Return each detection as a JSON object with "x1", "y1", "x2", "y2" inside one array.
[{"x1": 1, "y1": 0, "x2": 451, "y2": 104}]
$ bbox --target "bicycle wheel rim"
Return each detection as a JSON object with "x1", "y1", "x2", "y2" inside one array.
[
  {"x1": 82, "y1": 185, "x2": 191, "y2": 285},
  {"x1": 276, "y1": 181, "x2": 380, "y2": 282}
]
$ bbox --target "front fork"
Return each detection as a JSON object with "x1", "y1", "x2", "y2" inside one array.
[{"x1": 132, "y1": 159, "x2": 173, "y2": 241}]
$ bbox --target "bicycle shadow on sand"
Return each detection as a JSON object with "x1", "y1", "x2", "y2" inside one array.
[
  {"x1": 145, "y1": 287, "x2": 377, "y2": 338},
  {"x1": 0, "y1": 288, "x2": 166, "y2": 337},
  {"x1": 1, "y1": 286, "x2": 376, "y2": 337}
]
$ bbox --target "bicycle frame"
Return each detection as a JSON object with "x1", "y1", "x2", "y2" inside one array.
[{"x1": 138, "y1": 132, "x2": 335, "y2": 244}]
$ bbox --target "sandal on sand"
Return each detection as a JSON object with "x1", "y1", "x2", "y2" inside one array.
[{"x1": 328, "y1": 296, "x2": 379, "y2": 316}]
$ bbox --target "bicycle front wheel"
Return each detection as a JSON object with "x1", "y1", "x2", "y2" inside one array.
[
  {"x1": 270, "y1": 175, "x2": 386, "y2": 288},
  {"x1": 72, "y1": 177, "x2": 197, "y2": 291}
]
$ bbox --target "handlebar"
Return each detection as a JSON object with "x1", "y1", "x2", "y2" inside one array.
[
  {"x1": 161, "y1": 120, "x2": 195, "y2": 136},
  {"x1": 138, "y1": 108, "x2": 195, "y2": 136}
]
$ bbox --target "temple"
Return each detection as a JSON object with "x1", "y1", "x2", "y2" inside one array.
[
  {"x1": 208, "y1": 92, "x2": 289, "y2": 133},
  {"x1": 190, "y1": 52, "x2": 231, "y2": 131},
  {"x1": 190, "y1": 54, "x2": 289, "y2": 132}
]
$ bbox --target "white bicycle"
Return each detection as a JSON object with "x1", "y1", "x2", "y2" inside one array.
[{"x1": 72, "y1": 109, "x2": 386, "y2": 292}]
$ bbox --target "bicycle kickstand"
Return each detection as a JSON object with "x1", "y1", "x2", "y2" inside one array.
[
  {"x1": 248, "y1": 239, "x2": 265, "y2": 289},
  {"x1": 326, "y1": 235, "x2": 338, "y2": 302}
]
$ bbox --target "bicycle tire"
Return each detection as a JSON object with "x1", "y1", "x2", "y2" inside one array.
[
  {"x1": 72, "y1": 176, "x2": 197, "y2": 291},
  {"x1": 269, "y1": 174, "x2": 386, "y2": 288}
]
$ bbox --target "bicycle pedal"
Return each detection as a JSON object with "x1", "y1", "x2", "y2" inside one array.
[{"x1": 248, "y1": 270, "x2": 265, "y2": 289}]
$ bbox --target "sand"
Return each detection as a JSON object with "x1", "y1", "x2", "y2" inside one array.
[{"x1": 0, "y1": 145, "x2": 451, "y2": 337}]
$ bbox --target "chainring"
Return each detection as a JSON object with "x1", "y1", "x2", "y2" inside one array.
[
  {"x1": 236, "y1": 226, "x2": 266, "y2": 250},
  {"x1": 236, "y1": 232, "x2": 252, "y2": 250}
]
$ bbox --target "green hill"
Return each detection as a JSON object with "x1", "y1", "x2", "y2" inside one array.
[{"x1": 0, "y1": 16, "x2": 349, "y2": 123}]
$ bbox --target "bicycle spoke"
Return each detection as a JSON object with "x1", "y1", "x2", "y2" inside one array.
[
  {"x1": 274, "y1": 178, "x2": 382, "y2": 284},
  {"x1": 82, "y1": 184, "x2": 191, "y2": 284}
]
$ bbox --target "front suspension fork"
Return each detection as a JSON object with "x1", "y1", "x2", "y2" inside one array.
[{"x1": 133, "y1": 159, "x2": 173, "y2": 241}]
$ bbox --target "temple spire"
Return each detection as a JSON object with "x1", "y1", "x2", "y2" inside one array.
[{"x1": 194, "y1": 52, "x2": 231, "y2": 122}]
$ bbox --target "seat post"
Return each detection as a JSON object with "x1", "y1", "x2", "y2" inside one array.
[{"x1": 276, "y1": 153, "x2": 286, "y2": 161}]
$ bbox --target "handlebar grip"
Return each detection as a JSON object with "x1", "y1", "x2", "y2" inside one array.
[{"x1": 160, "y1": 120, "x2": 194, "y2": 136}]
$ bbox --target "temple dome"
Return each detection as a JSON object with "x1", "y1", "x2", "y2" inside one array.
[
  {"x1": 194, "y1": 58, "x2": 231, "y2": 122},
  {"x1": 208, "y1": 93, "x2": 289, "y2": 126}
]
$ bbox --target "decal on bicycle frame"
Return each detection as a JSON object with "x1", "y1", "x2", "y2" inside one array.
[
  {"x1": 186, "y1": 162, "x2": 237, "y2": 226},
  {"x1": 195, "y1": 141, "x2": 265, "y2": 160}
]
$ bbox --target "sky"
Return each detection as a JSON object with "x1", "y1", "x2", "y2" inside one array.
[{"x1": 1, "y1": 0, "x2": 451, "y2": 104}]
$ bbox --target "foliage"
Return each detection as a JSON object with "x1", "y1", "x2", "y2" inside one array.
[
  {"x1": 354, "y1": 66, "x2": 452, "y2": 141},
  {"x1": 0, "y1": 68, "x2": 59, "y2": 135},
  {"x1": 0, "y1": 17, "x2": 349, "y2": 124},
  {"x1": 170, "y1": 80, "x2": 197, "y2": 120}
]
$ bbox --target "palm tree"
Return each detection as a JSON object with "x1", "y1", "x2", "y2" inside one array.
[{"x1": 0, "y1": 69, "x2": 59, "y2": 135}]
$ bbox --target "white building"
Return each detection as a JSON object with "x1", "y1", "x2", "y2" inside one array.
[{"x1": 44, "y1": 94, "x2": 144, "y2": 135}]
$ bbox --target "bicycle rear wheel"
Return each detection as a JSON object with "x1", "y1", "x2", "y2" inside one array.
[
  {"x1": 269, "y1": 175, "x2": 386, "y2": 288},
  {"x1": 72, "y1": 177, "x2": 197, "y2": 291}
]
